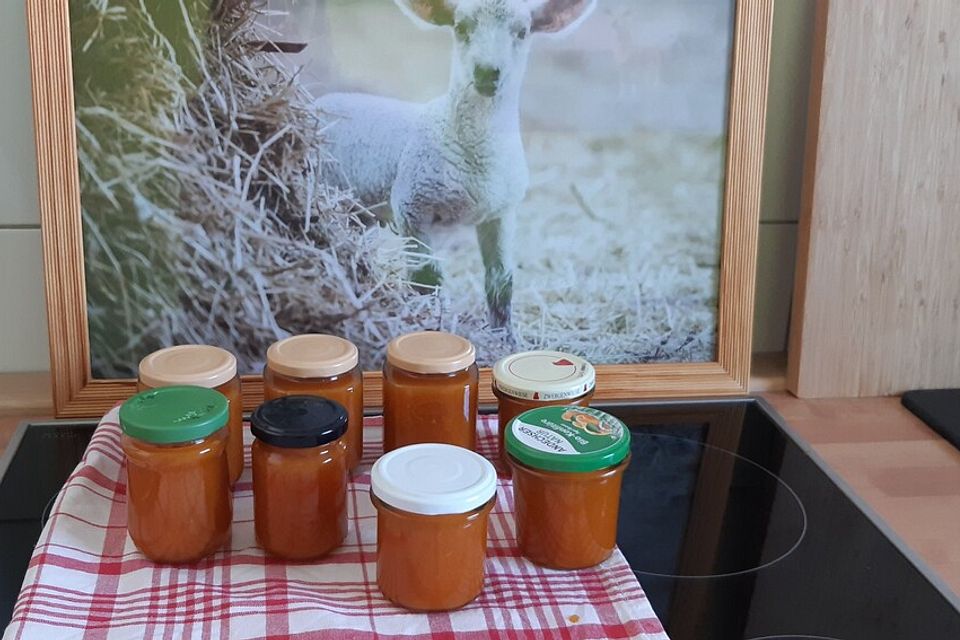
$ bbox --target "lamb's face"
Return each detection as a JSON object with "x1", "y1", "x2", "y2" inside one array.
[
  {"x1": 395, "y1": 0, "x2": 597, "y2": 99},
  {"x1": 451, "y1": 1, "x2": 533, "y2": 98}
]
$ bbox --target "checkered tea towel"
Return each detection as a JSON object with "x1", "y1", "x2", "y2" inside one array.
[{"x1": 4, "y1": 407, "x2": 668, "y2": 640}]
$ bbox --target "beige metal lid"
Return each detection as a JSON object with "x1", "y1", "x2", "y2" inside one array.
[
  {"x1": 492, "y1": 350, "x2": 595, "y2": 401},
  {"x1": 138, "y1": 345, "x2": 238, "y2": 389},
  {"x1": 266, "y1": 334, "x2": 359, "y2": 378},
  {"x1": 386, "y1": 331, "x2": 476, "y2": 375}
]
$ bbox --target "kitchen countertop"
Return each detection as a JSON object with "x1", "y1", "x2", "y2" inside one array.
[{"x1": 764, "y1": 391, "x2": 960, "y2": 596}]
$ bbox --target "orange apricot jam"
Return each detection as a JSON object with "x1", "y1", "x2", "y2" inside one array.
[
  {"x1": 492, "y1": 351, "x2": 596, "y2": 473},
  {"x1": 120, "y1": 386, "x2": 232, "y2": 564},
  {"x1": 263, "y1": 334, "x2": 364, "y2": 471},
  {"x1": 506, "y1": 406, "x2": 631, "y2": 569},
  {"x1": 138, "y1": 345, "x2": 244, "y2": 484},
  {"x1": 371, "y1": 443, "x2": 497, "y2": 611},
  {"x1": 382, "y1": 332, "x2": 478, "y2": 452},
  {"x1": 251, "y1": 396, "x2": 349, "y2": 560}
]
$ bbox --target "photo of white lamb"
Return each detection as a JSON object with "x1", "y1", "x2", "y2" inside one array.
[
  {"x1": 317, "y1": 0, "x2": 597, "y2": 333},
  {"x1": 76, "y1": 0, "x2": 733, "y2": 376}
]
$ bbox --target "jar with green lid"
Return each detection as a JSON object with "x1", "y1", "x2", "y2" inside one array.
[
  {"x1": 506, "y1": 406, "x2": 631, "y2": 569},
  {"x1": 120, "y1": 386, "x2": 233, "y2": 563}
]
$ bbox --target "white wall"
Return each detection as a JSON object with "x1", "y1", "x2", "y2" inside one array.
[
  {"x1": 0, "y1": 1, "x2": 48, "y2": 372},
  {"x1": 0, "y1": 0, "x2": 814, "y2": 373},
  {"x1": 753, "y1": 0, "x2": 816, "y2": 353}
]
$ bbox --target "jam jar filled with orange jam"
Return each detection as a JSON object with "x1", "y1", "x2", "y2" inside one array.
[
  {"x1": 138, "y1": 345, "x2": 244, "y2": 484},
  {"x1": 382, "y1": 332, "x2": 478, "y2": 452},
  {"x1": 120, "y1": 386, "x2": 232, "y2": 564},
  {"x1": 251, "y1": 396, "x2": 349, "y2": 560},
  {"x1": 263, "y1": 335, "x2": 364, "y2": 471},
  {"x1": 507, "y1": 406, "x2": 631, "y2": 570},
  {"x1": 371, "y1": 443, "x2": 497, "y2": 611},
  {"x1": 492, "y1": 350, "x2": 595, "y2": 473}
]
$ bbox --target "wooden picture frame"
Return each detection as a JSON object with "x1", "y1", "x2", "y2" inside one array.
[{"x1": 26, "y1": 1, "x2": 772, "y2": 418}]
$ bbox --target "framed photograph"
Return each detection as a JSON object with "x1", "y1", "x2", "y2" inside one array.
[{"x1": 27, "y1": 0, "x2": 772, "y2": 417}]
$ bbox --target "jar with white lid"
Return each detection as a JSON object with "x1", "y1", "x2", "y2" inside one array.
[
  {"x1": 371, "y1": 443, "x2": 498, "y2": 611},
  {"x1": 138, "y1": 345, "x2": 244, "y2": 484},
  {"x1": 492, "y1": 350, "x2": 596, "y2": 472}
]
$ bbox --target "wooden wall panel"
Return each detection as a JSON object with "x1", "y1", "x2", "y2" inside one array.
[{"x1": 788, "y1": 0, "x2": 960, "y2": 398}]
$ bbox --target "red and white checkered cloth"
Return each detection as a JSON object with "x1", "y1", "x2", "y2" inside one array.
[{"x1": 4, "y1": 408, "x2": 667, "y2": 640}]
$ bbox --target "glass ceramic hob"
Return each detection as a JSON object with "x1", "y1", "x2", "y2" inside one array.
[{"x1": 1, "y1": 399, "x2": 958, "y2": 638}]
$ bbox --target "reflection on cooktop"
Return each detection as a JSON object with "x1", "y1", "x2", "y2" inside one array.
[
  {"x1": 601, "y1": 400, "x2": 960, "y2": 640},
  {"x1": 624, "y1": 431, "x2": 806, "y2": 578}
]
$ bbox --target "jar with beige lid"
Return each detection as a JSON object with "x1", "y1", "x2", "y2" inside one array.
[
  {"x1": 263, "y1": 334, "x2": 364, "y2": 471},
  {"x1": 382, "y1": 331, "x2": 479, "y2": 452},
  {"x1": 138, "y1": 345, "x2": 244, "y2": 484}
]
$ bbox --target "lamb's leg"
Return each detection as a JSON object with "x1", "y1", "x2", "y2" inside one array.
[
  {"x1": 476, "y1": 217, "x2": 514, "y2": 329},
  {"x1": 404, "y1": 224, "x2": 443, "y2": 292}
]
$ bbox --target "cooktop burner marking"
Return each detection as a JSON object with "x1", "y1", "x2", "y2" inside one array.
[{"x1": 627, "y1": 432, "x2": 808, "y2": 579}]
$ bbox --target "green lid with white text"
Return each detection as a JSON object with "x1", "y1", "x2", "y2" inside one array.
[{"x1": 505, "y1": 406, "x2": 631, "y2": 473}]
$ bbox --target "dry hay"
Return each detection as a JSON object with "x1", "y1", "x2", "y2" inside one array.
[{"x1": 74, "y1": 0, "x2": 498, "y2": 376}]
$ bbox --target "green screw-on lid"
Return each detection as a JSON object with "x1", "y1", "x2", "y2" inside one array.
[
  {"x1": 120, "y1": 386, "x2": 229, "y2": 444},
  {"x1": 505, "y1": 406, "x2": 631, "y2": 473}
]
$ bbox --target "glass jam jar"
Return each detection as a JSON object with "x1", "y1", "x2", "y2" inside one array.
[
  {"x1": 251, "y1": 396, "x2": 349, "y2": 560},
  {"x1": 138, "y1": 345, "x2": 244, "y2": 484},
  {"x1": 371, "y1": 443, "x2": 497, "y2": 611},
  {"x1": 382, "y1": 331, "x2": 478, "y2": 452},
  {"x1": 492, "y1": 350, "x2": 595, "y2": 473},
  {"x1": 120, "y1": 386, "x2": 232, "y2": 564},
  {"x1": 263, "y1": 334, "x2": 364, "y2": 471},
  {"x1": 506, "y1": 406, "x2": 631, "y2": 570}
]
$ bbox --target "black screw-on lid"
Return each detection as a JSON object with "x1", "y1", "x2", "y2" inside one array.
[{"x1": 250, "y1": 396, "x2": 348, "y2": 448}]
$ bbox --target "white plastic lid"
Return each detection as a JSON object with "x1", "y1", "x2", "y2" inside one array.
[
  {"x1": 371, "y1": 444, "x2": 497, "y2": 516},
  {"x1": 492, "y1": 350, "x2": 596, "y2": 401}
]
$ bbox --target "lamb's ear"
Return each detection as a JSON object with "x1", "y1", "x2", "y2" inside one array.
[
  {"x1": 530, "y1": 0, "x2": 597, "y2": 35},
  {"x1": 394, "y1": 0, "x2": 456, "y2": 28}
]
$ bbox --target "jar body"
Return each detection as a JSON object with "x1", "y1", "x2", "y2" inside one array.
[
  {"x1": 372, "y1": 495, "x2": 493, "y2": 611},
  {"x1": 122, "y1": 429, "x2": 232, "y2": 563},
  {"x1": 252, "y1": 438, "x2": 348, "y2": 560},
  {"x1": 494, "y1": 388, "x2": 594, "y2": 472},
  {"x1": 510, "y1": 455, "x2": 630, "y2": 569},
  {"x1": 382, "y1": 363, "x2": 479, "y2": 452},
  {"x1": 263, "y1": 365, "x2": 364, "y2": 470},
  {"x1": 139, "y1": 375, "x2": 244, "y2": 484}
]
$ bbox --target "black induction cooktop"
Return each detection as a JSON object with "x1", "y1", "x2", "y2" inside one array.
[{"x1": 1, "y1": 399, "x2": 959, "y2": 639}]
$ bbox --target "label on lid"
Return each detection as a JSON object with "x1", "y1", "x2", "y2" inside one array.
[
  {"x1": 506, "y1": 406, "x2": 630, "y2": 473},
  {"x1": 492, "y1": 351, "x2": 595, "y2": 401}
]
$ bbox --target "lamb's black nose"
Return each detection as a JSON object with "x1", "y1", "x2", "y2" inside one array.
[{"x1": 474, "y1": 66, "x2": 501, "y2": 97}]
